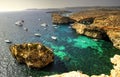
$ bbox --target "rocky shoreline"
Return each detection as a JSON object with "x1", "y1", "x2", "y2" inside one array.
[
  {"x1": 52, "y1": 9, "x2": 120, "y2": 49},
  {"x1": 49, "y1": 9, "x2": 120, "y2": 77},
  {"x1": 8, "y1": 9, "x2": 120, "y2": 77},
  {"x1": 45, "y1": 54, "x2": 120, "y2": 77}
]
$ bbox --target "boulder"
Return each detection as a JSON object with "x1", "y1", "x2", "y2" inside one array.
[
  {"x1": 9, "y1": 43, "x2": 54, "y2": 68},
  {"x1": 110, "y1": 54, "x2": 120, "y2": 77}
]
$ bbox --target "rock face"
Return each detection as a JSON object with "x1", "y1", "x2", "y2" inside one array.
[
  {"x1": 110, "y1": 54, "x2": 120, "y2": 77},
  {"x1": 71, "y1": 10, "x2": 120, "y2": 49},
  {"x1": 52, "y1": 13, "x2": 75, "y2": 24},
  {"x1": 45, "y1": 54, "x2": 120, "y2": 77},
  {"x1": 9, "y1": 43, "x2": 54, "y2": 68},
  {"x1": 106, "y1": 29, "x2": 120, "y2": 49},
  {"x1": 52, "y1": 10, "x2": 120, "y2": 49},
  {"x1": 72, "y1": 23, "x2": 108, "y2": 39}
]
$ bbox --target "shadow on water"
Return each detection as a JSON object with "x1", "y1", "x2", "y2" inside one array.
[
  {"x1": 27, "y1": 56, "x2": 68, "y2": 76},
  {"x1": 6, "y1": 56, "x2": 68, "y2": 77}
]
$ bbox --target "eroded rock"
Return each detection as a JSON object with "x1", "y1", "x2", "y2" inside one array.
[
  {"x1": 52, "y1": 13, "x2": 75, "y2": 24},
  {"x1": 71, "y1": 10, "x2": 120, "y2": 49},
  {"x1": 110, "y1": 54, "x2": 120, "y2": 77},
  {"x1": 72, "y1": 23, "x2": 108, "y2": 39},
  {"x1": 9, "y1": 43, "x2": 54, "y2": 68}
]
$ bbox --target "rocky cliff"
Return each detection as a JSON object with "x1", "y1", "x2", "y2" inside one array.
[
  {"x1": 72, "y1": 23, "x2": 108, "y2": 39},
  {"x1": 52, "y1": 13, "x2": 75, "y2": 24},
  {"x1": 9, "y1": 43, "x2": 54, "y2": 68},
  {"x1": 71, "y1": 10, "x2": 120, "y2": 49}
]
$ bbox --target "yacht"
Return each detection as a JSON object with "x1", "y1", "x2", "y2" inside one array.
[
  {"x1": 4, "y1": 40, "x2": 12, "y2": 43},
  {"x1": 34, "y1": 33, "x2": 41, "y2": 37},
  {"x1": 15, "y1": 20, "x2": 24, "y2": 26},
  {"x1": 41, "y1": 23, "x2": 48, "y2": 27},
  {"x1": 51, "y1": 36, "x2": 57, "y2": 40}
]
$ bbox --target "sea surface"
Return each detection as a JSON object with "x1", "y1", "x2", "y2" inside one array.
[{"x1": 0, "y1": 9, "x2": 120, "y2": 77}]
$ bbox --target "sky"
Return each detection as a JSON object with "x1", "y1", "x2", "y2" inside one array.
[{"x1": 0, "y1": 0, "x2": 120, "y2": 11}]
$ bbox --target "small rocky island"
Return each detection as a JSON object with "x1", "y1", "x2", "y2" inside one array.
[
  {"x1": 52, "y1": 9, "x2": 120, "y2": 50},
  {"x1": 9, "y1": 43, "x2": 54, "y2": 68}
]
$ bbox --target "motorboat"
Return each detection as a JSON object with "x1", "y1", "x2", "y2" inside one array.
[
  {"x1": 34, "y1": 33, "x2": 41, "y2": 37},
  {"x1": 41, "y1": 23, "x2": 48, "y2": 27},
  {"x1": 15, "y1": 20, "x2": 24, "y2": 26},
  {"x1": 23, "y1": 27, "x2": 28, "y2": 31},
  {"x1": 52, "y1": 24, "x2": 57, "y2": 27},
  {"x1": 4, "y1": 39, "x2": 12, "y2": 43},
  {"x1": 51, "y1": 36, "x2": 57, "y2": 40}
]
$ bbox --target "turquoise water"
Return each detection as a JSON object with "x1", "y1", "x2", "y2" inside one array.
[{"x1": 0, "y1": 10, "x2": 120, "y2": 77}]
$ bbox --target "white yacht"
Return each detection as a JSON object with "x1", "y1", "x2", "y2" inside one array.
[
  {"x1": 51, "y1": 36, "x2": 57, "y2": 40},
  {"x1": 34, "y1": 33, "x2": 41, "y2": 37},
  {"x1": 15, "y1": 20, "x2": 24, "y2": 26},
  {"x1": 4, "y1": 40, "x2": 12, "y2": 43},
  {"x1": 41, "y1": 23, "x2": 48, "y2": 27}
]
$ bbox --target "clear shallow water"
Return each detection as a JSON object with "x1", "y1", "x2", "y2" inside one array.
[{"x1": 0, "y1": 10, "x2": 120, "y2": 77}]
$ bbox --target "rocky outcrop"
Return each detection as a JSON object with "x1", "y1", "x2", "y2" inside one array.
[
  {"x1": 9, "y1": 43, "x2": 54, "y2": 68},
  {"x1": 52, "y1": 10, "x2": 120, "y2": 49},
  {"x1": 45, "y1": 54, "x2": 120, "y2": 77},
  {"x1": 93, "y1": 15, "x2": 120, "y2": 27},
  {"x1": 71, "y1": 10, "x2": 120, "y2": 49},
  {"x1": 72, "y1": 23, "x2": 108, "y2": 39},
  {"x1": 106, "y1": 28, "x2": 120, "y2": 49},
  {"x1": 110, "y1": 54, "x2": 120, "y2": 77},
  {"x1": 52, "y1": 13, "x2": 75, "y2": 24},
  {"x1": 70, "y1": 10, "x2": 120, "y2": 22}
]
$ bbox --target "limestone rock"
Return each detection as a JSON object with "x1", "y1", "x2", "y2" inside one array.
[
  {"x1": 44, "y1": 71, "x2": 89, "y2": 77},
  {"x1": 70, "y1": 10, "x2": 120, "y2": 22},
  {"x1": 72, "y1": 23, "x2": 107, "y2": 39},
  {"x1": 106, "y1": 30, "x2": 120, "y2": 49},
  {"x1": 71, "y1": 10, "x2": 120, "y2": 49},
  {"x1": 52, "y1": 13, "x2": 75, "y2": 24},
  {"x1": 110, "y1": 54, "x2": 120, "y2": 77},
  {"x1": 9, "y1": 43, "x2": 54, "y2": 68},
  {"x1": 91, "y1": 74, "x2": 109, "y2": 77},
  {"x1": 94, "y1": 15, "x2": 120, "y2": 27}
]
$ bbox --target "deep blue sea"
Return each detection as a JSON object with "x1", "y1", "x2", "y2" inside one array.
[{"x1": 0, "y1": 10, "x2": 120, "y2": 77}]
